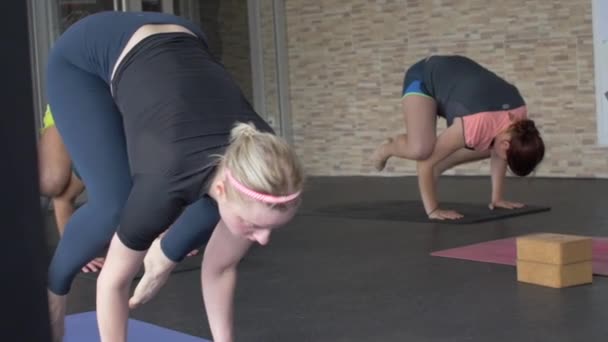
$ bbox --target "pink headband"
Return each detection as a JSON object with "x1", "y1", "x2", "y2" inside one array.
[{"x1": 225, "y1": 169, "x2": 301, "y2": 204}]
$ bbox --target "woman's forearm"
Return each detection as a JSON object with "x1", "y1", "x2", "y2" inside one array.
[
  {"x1": 490, "y1": 152, "x2": 507, "y2": 203},
  {"x1": 97, "y1": 235, "x2": 146, "y2": 342},
  {"x1": 200, "y1": 221, "x2": 251, "y2": 342},
  {"x1": 52, "y1": 198, "x2": 76, "y2": 236},
  {"x1": 417, "y1": 161, "x2": 439, "y2": 214},
  {"x1": 202, "y1": 266, "x2": 236, "y2": 342}
]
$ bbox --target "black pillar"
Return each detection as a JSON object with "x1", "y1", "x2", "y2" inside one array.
[{"x1": 0, "y1": 1, "x2": 52, "y2": 341}]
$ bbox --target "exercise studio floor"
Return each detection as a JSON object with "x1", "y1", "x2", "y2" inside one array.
[{"x1": 49, "y1": 176, "x2": 608, "y2": 341}]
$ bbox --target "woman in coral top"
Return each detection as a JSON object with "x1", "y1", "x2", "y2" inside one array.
[{"x1": 372, "y1": 55, "x2": 545, "y2": 220}]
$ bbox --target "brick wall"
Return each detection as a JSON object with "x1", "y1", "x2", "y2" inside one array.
[{"x1": 285, "y1": 0, "x2": 606, "y2": 177}]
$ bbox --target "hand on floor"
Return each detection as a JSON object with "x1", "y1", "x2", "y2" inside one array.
[
  {"x1": 81, "y1": 257, "x2": 105, "y2": 273},
  {"x1": 489, "y1": 200, "x2": 524, "y2": 210},
  {"x1": 428, "y1": 208, "x2": 463, "y2": 220}
]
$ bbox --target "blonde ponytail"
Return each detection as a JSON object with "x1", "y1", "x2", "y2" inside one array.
[{"x1": 221, "y1": 122, "x2": 304, "y2": 209}]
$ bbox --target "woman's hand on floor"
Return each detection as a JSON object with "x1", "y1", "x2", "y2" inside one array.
[
  {"x1": 428, "y1": 208, "x2": 464, "y2": 220},
  {"x1": 489, "y1": 200, "x2": 524, "y2": 210}
]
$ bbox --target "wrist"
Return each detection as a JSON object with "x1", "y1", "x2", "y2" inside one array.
[
  {"x1": 214, "y1": 335, "x2": 233, "y2": 342},
  {"x1": 491, "y1": 190, "x2": 502, "y2": 203},
  {"x1": 426, "y1": 205, "x2": 439, "y2": 216}
]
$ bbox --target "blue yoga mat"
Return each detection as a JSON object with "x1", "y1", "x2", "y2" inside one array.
[{"x1": 65, "y1": 311, "x2": 210, "y2": 342}]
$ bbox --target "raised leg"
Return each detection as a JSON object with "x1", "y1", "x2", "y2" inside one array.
[{"x1": 372, "y1": 95, "x2": 438, "y2": 170}]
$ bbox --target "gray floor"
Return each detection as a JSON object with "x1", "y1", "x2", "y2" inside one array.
[{"x1": 53, "y1": 176, "x2": 608, "y2": 341}]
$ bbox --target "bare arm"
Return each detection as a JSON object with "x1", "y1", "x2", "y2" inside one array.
[
  {"x1": 489, "y1": 151, "x2": 524, "y2": 209},
  {"x1": 98, "y1": 177, "x2": 183, "y2": 342},
  {"x1": 490, "y1": 150, "x2": 507, "y2": 204},
  {"x1": 202, "y1": 220, "x2": 252, "y2": 342},
  {"x1": 416, "y1": 119, "x2": 466, "y2": 216}
]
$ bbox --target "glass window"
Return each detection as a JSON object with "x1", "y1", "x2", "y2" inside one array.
[
  {"x1": 29, "y1": 0, "x2": 118, "y2": 130},
  {"x1": 142, "y1": 0, "x2": 163, "y2": 12},
  {"x1": 52, "y1": 0, "x2": 116, "y2": 38},
  {"x1": 173, "y1": 0, "x2": 253, "y2": 104}
]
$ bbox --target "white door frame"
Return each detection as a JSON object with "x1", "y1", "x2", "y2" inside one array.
[
  {"x1": 247, "y1": 0, "x2": 267, "y2": 128},
  {"x1": 247, "y1": 0, "x2": 292, "y2": 142},
  {"x1": 27, "y1": 0, "x2": 54, "y2": 132},
  {"x1": 592, "y1": 0, "x2": 608, "y2": 146},
  {"x1": 272, "y1": 0, "x2": 293, "y2": 143}
]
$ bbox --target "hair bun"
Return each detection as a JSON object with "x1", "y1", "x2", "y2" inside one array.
[
  {"x1": 516, "y1": 119, "x2": 538, "y2": 137},
  {"x1": 230, "y1": 122, "x2": 258, "y2": 141},
  {"x1": 526, "y1": 122, "x2": 538, "y2": 136}
]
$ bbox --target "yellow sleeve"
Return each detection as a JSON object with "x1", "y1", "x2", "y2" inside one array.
[{"x1": 42, "y1": 104, "x2": 55, "y2": 130}]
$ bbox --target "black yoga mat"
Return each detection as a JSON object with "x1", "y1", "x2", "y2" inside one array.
[
  {"x1": 77, "y1": 250, "x2": 202, "y2": 281},
  {"x1": 299, "y1": 200, "x2": 551, "y2": 224}
]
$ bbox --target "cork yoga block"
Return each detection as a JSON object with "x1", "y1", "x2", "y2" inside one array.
[
  {"x1": 516, "y1": 233, "x2": 592, "y2": 265},
  {"x1": 516, "y1": 260, "x2": 592, "y2": 288}
]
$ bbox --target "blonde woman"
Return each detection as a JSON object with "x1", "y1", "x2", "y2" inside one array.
[{"x1": 46, "y1": 11, "x2": 304, "y2": 342}]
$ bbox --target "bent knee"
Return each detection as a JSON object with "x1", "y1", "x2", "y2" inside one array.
[
  {"x1": 39, "y1": 169, "x2": 69, "y2": 197},
  {"x1": 409, "y1": 143, "x2": 434, "y2": 161},
  {"x1": 38, "y1": 132, "x2": 72, "y2": 196}
]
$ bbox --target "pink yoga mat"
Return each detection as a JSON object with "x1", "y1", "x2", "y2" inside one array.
[{"x1": 430, "y1": 237, "x2": 608, "y2": 276}]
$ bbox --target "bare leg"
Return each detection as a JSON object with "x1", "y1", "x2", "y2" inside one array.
[
  {"x1": 52, "y1": 173, "x2": 105, "y2": 273},
  {"x1": 40, "y1": 127, "x2": 106, "y2": 273},
  {"x1": 433, "y1": 148, "x2": 491, "y2": 179},
  {"x1": 38, "y1": 126, "x2": 72, "y2": 197},
  {"x1": 52, "y1": 172, "x2": 84, "y2": 235},
  {"x1": 372, "y1": 95, "x2": 437, "y2": 170},
  {"x1": 48, "y1": 290, "x2": 67, "y2": 342},
  {"x1": 41, "y1": 128, "x2": 106, "y2": 272},
  {"x1": 129, "y1": 238, "x2": 177, "y2": 309}
]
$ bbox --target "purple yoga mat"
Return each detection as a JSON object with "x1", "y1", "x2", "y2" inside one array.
[
  {"x1": 65, "y1": 311, "x2": 210, "y2": 342},
  {"x1": 430, "y1": 237, "x2": 608, "y2": 276}
]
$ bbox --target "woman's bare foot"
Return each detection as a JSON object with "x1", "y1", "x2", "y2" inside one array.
[
  {"x1": 48, "y1": 290, "x2": 67, "y2": 342},
  {"x1": 128, "y1": 239, "x2": 176, "y2": 309},
  {"x1": 372, "y1": 138, "x2": 393, "y2": 171},
  {"x1": 81, "y1": 257, "x2": 105, "y2": 273}
]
